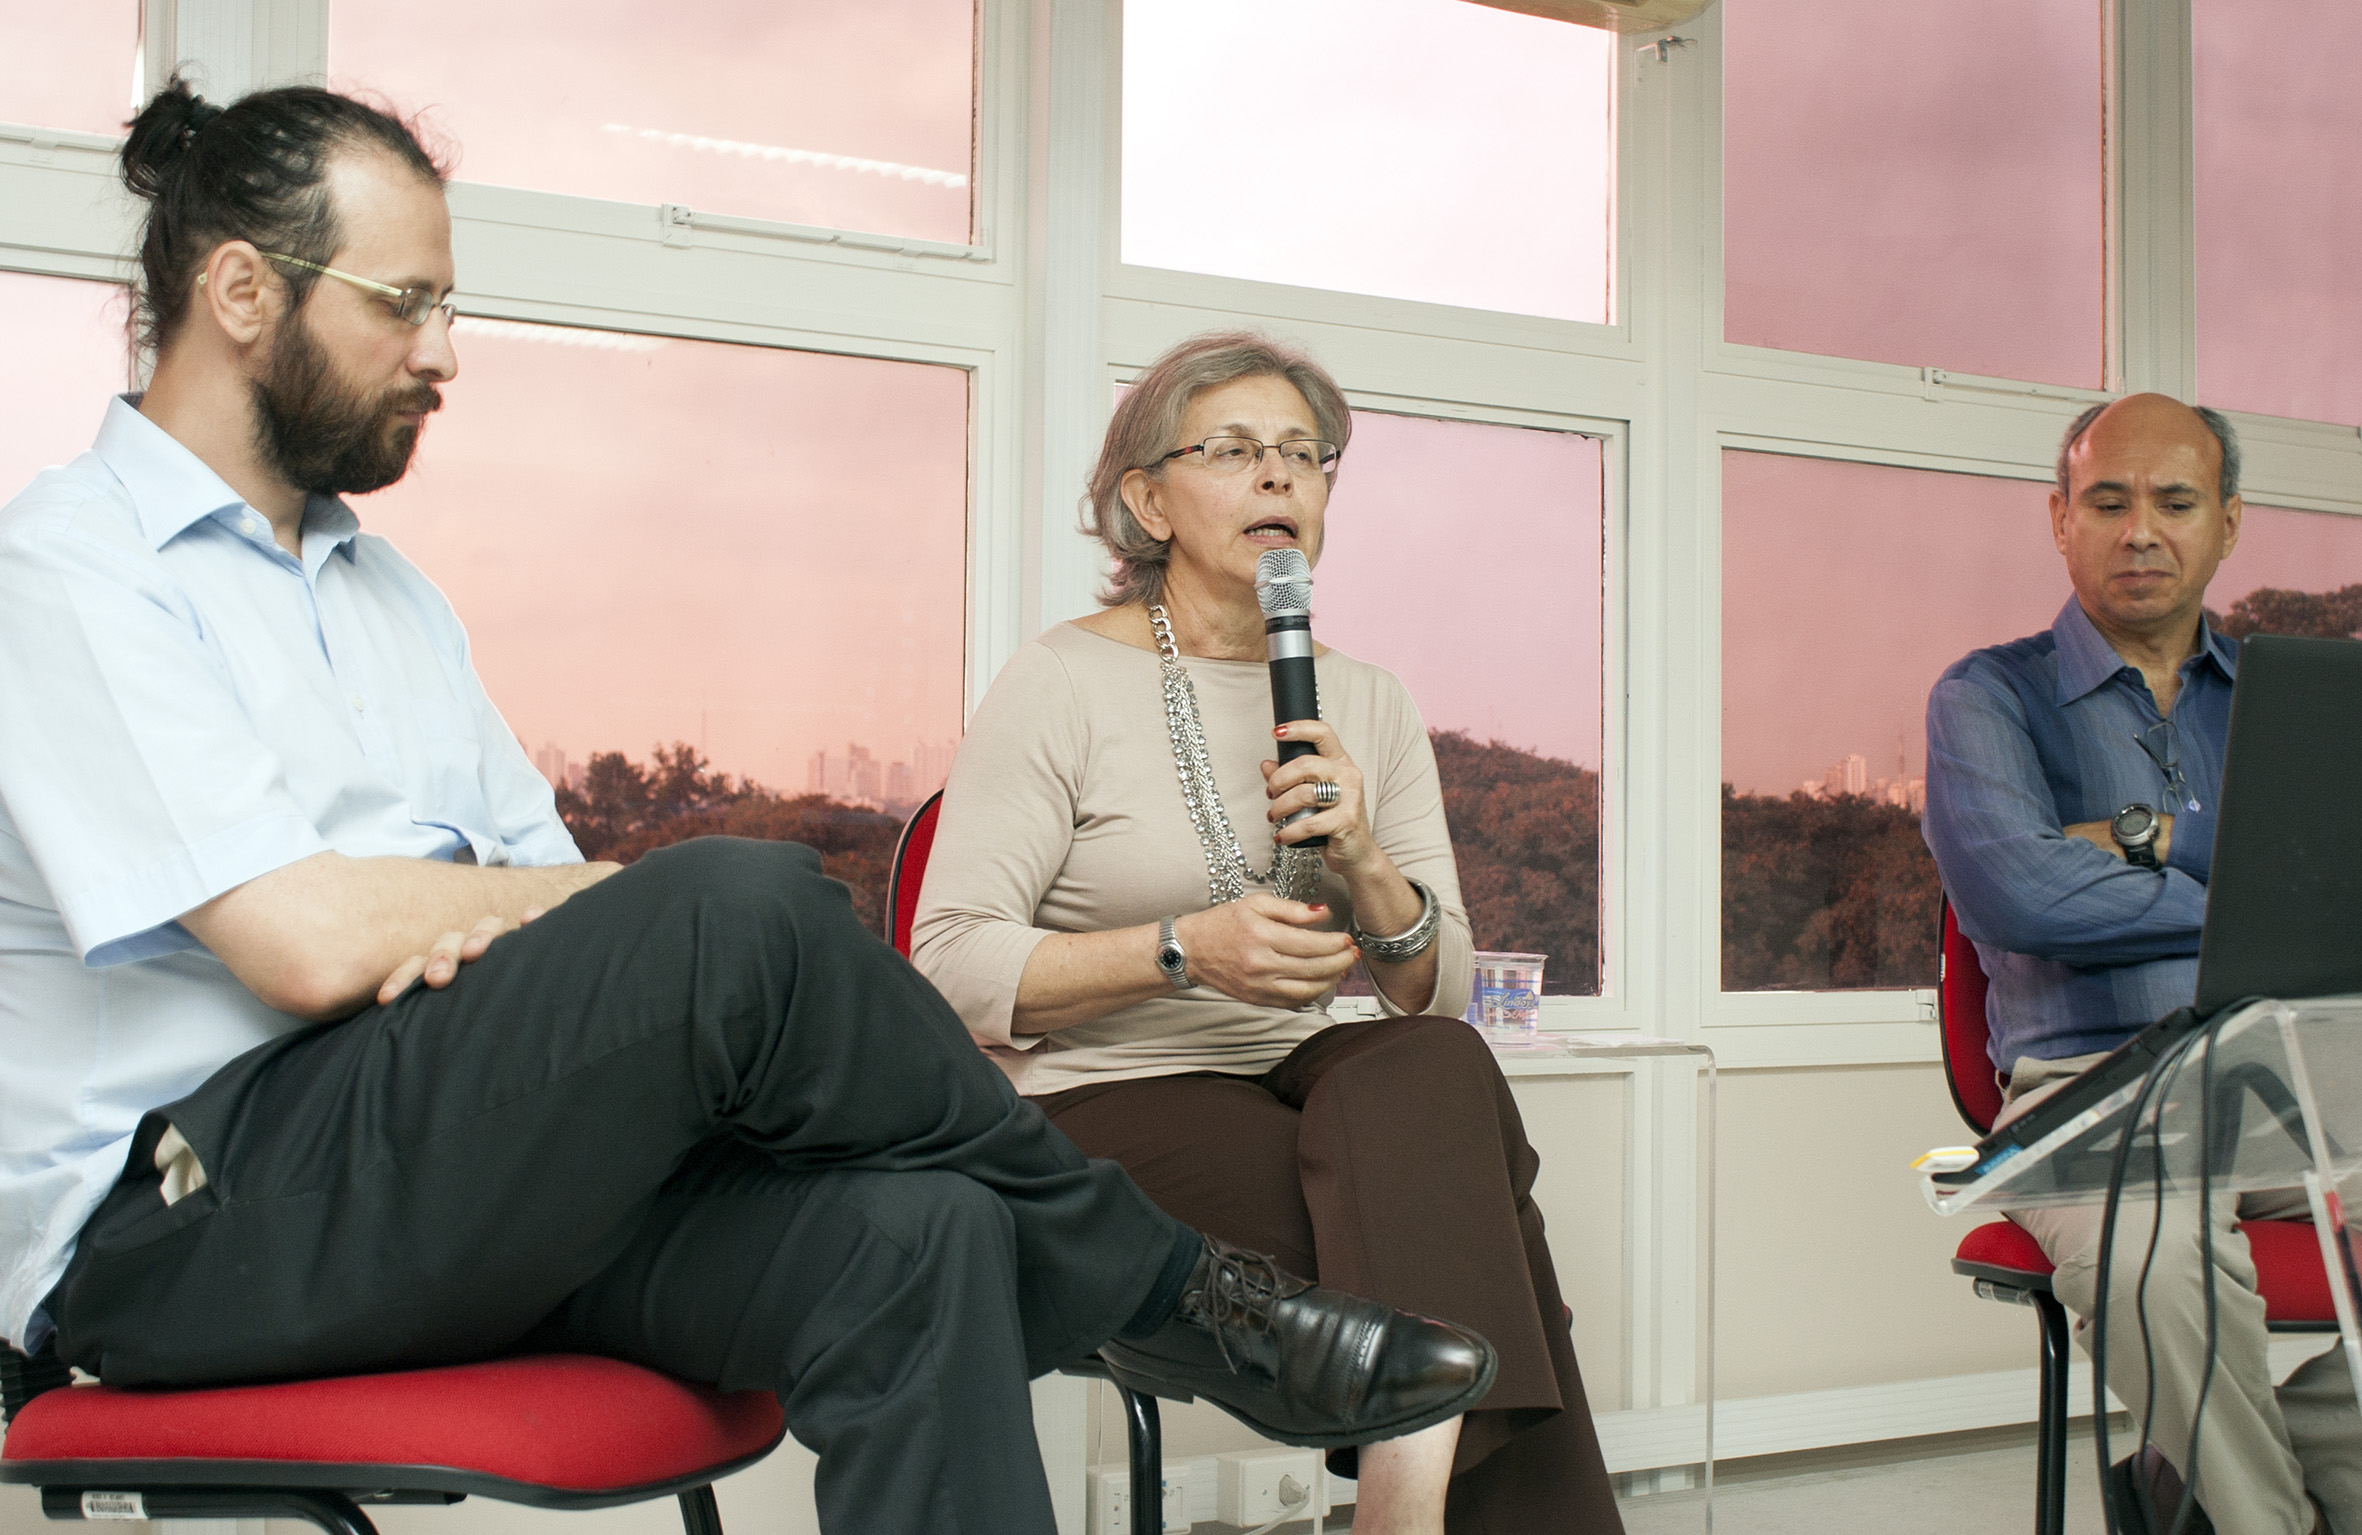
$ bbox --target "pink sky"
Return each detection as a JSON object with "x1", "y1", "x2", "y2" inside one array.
[
  {"x1": 1722, "y1": 451, "x2": 2362, "y2": 795},
  {"x1": 1316, "y1": 414, "x2": 1603, "y2": 767},
  {"x1": 0, "y1": 5, "x2": 138, "y2": 138},
  {"x1": 349, "y1": 322, "x2": 970, "y2": 792},
  {"x1": 329, "y1": 0, "x2": 974, "y2": 244},
  {"x1": 0, "y1": 275, "x2": 134, "y2": 495},
  {"x1": 1723, "y1": 0, "x2": 2105, "y2": 387},
  {"x1": 2194, "y1": 0, "x2": 2362, "y2": 427},
  {"x1": 1121, "y1": 0, "x2": 1614, "y2": 323}
]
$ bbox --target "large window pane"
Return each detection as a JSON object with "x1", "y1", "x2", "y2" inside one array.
[
  {"x1": 1721, "y1": 462, "x2": 2362, "y2": 994},
  {"x1": 0, "y1": 274, "x2": 132, "y2": 497},
  {"x1": 2195, "y1": 1, "x2": 2362, "y2": 427},
  {"x1": 1723, "y1": 0, "x2": 2103, "y2": 386},
  {"x1": 329, "y1": 1, "x2": 975, "y2": 244},
  {"x1": 1122, "y1": 0, "x2": 1615, "y2": 324},
  {"x1": 355, "y1": 321, "x2": 969, "y2": 930},
  {"x1": 0, "y1": 3, "x2": 138, "y2": 137},
  {"x1": 1721, "y1": 454, "x2": 2061, "y2": 992},
  {"x1": 1317, "y1": 414, "x2": 1603, "y2": 994},
  {"x1": 2213, "y1": 506, "x2": 2362, "y2": 638}
]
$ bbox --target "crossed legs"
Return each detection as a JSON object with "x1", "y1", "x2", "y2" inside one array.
[{"x1": 51, "y1": 837, "x2": 1186, "y2": 1534}]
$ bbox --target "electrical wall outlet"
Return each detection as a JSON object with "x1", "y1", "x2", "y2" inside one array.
[
  {"x1": 1088, "y1": 1466, "x2": 1190, "y2": 1535},
  {"x1": 1216, "y1": 1448, "x2": 1328, "y2": 1527}
]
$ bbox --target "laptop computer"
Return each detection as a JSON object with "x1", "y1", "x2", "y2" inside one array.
[{"x1": 1936, "y1": 632, "x2": 2362, "y2": 1189}]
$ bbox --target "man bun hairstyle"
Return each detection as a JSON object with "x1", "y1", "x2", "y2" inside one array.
[
  {"x1": 1084, "y1": 330, "x2": 1352, "y2": 610},
  {"x1": 120, "y1": 75, "x2": 447, "y2": 353}
]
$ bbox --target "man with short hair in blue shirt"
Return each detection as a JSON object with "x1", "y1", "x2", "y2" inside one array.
[
  {"x1": 0, "y1": 80, "x2": 1494, "y2": 1535},
  {"x1": 1925, "y1": 393, "x2": 2358, "y2": 1535}
]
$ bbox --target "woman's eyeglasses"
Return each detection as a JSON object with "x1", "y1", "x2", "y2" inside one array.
[{"x1": 1155, "y1": 436, "x2": 1340, "y2": 476}]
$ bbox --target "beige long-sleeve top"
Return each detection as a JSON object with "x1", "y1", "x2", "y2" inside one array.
[{"x1": 912, "y1": 622, "x2": 1474, "y2": 1096}]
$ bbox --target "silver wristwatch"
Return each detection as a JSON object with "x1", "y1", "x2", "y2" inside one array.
[{"x1": 1155, "y1": 916, "x2": 1192, "y2": 990}]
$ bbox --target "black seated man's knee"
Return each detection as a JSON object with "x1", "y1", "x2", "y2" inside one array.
[{"x1": 609, "y1": 836, "x2": 866, "y2": 958}]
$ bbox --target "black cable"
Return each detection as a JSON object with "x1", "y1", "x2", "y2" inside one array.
[
  {"x1": 2168, "y1": 1010, "x2": 2231, "y2": 1535},
  {"x1": 2131, "y1": 1040, "x2": 2194, "y2": 1532},
  {"x1": 2093, "y1": 1025, "x2": 2208, "y2": 1535}
]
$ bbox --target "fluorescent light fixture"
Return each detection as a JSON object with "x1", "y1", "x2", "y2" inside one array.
[{"x1": 601, "y1": 124, "x2": 967, "y2": 189}]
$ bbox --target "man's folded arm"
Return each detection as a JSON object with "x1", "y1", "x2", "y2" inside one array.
[
  {"x1": 1924, "y1": 672, "x2": 2206, "y2": 967},
  {"x1": 181, "y1": 851, "x2": 617, "y2": 1021}
]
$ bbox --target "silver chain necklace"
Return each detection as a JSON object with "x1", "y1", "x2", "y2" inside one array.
[{"x1": 1150, "y1": 604, "x2": 1322, "y2": 907}]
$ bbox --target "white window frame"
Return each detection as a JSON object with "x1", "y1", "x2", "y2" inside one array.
[{"x1": 6, "y1": 0, "x2": 2362, "y2": 1072}]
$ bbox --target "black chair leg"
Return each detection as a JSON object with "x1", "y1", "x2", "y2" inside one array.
[
  {"x1": 1121, "y1": 1384, "x2": 1164, "y2": 1535},
  {"x1": 2035, "y1": 1292, "x2": 2071, "y2": 1535},
  {"x1": 676, "y1": 1484, "x2": 724, "y2": 1535}
]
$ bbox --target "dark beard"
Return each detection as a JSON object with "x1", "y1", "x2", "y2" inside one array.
[{"x1": 251, "y1": 311, "x2": 440, "y2": 497}]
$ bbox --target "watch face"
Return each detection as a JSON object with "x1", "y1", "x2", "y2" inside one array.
[{"x1": 2113, "y1": 805, "x2": 2157, "y2": 842}]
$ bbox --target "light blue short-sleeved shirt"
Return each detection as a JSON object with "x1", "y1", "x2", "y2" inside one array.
[{"x1": 0, "y1": 396, "x2": 581, "y2": 1351}]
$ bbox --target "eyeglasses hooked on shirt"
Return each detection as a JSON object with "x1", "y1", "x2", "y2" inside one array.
[{"x1": 2134, "y1": 716, "x2": 2203, "y2": 812}]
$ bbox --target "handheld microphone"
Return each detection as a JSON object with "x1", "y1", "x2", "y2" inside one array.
[{"x1": 1254, "y1": 547, "x2": 1325, "y2": 849}]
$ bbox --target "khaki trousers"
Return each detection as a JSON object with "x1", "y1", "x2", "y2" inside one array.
[{"x1": 2003, "y1": 1053, "x2": 2362, "y2": 1535}]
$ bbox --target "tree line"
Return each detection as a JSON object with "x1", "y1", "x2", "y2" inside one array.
[{"x1": 546, "y1": 582, "x2": 2352, "y2": 988}]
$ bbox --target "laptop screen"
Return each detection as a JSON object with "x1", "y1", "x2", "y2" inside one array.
[{"x1": 2196, "y1": 633, "x2": 2362, "y2": 1013}]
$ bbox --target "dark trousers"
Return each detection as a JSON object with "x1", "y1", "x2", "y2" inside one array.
[
  {"x1": 1037, "y1": 1015, "x2": 1625, "y2": 1535},
  {"x1": 50, "y1": 837, "x2": 1183, "y2": 1535}
]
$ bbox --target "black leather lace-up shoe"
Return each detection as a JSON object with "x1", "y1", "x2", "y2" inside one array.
[{"x1": 1096, "y1": 1236, "x2": 1498, "y2": 1449}]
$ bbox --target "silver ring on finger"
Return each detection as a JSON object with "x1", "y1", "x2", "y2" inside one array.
[{"x1": 1311, "y1": 779, "x2": 1342, "y2": 808}]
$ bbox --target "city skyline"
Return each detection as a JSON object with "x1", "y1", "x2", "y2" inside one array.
[{"x1": 528, "y1": 735, "x2": 958, "y2": 814}]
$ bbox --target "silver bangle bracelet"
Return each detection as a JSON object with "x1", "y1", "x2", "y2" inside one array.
[{"x1": 1349, "y1": 878, "x2": 1441, "y2": 963}]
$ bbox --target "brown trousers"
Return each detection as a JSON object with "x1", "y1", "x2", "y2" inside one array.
[{"x1": 1036, "y1": 1014, "x2": 1625, "y2": 1534}]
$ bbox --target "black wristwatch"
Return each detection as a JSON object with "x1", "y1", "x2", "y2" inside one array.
[
  {"x1": 2111, "y1": 803, "x2": 2163, "y2": 870},
  {"x1": 1155, "y1": 917, "x2": 1192, "y2": 990}
]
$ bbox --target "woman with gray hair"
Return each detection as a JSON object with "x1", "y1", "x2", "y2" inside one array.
[{"x1": 913, "y1": 332, "x2": 1621, "y2": 1533}]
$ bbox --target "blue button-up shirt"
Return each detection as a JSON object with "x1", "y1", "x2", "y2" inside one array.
[
  {"x1": 1923, "y1": 596, "x2": 2236, "y2": 1071},
  {"x1": 0, "y1": 397, "x2": 579, "y2": 1351}
]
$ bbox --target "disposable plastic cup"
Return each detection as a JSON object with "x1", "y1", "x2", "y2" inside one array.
[{"x1": 1468, "y1": 952, "x2": 1546, "y2": 1031}]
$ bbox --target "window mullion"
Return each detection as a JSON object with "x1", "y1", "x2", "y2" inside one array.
[
  {"x1": 2112, "y1": 0, "x2": 2197, "y2": 397},
  {"x1": 1642, "y1": 8, "x2": 1713, "y2": 1043},
  {"x1": 1027, "y1": 0, "x2": 1116, "y2": 638},
  {"x1": 146, "y1": 0, "x2": 327, "y2": 100}
]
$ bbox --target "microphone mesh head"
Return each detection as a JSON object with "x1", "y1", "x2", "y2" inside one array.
[{"x1": 1255, "y1": 547, "x2": 1313, "y2": 618}]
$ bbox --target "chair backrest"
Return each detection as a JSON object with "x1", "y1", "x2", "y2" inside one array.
[
  {"x1": 887, "y1": 790, "x2": 945, "y2": 958},
  {"x1": 1938, "y1": 894, "x2": 2006, "y2": 1133}
]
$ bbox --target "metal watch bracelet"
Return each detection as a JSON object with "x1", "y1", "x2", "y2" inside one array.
[
  {"x1": 1155, "y1": 916, "x2": 1192, "y2": 990},
  {"x1": 1349, "y1": 878, "x2": 1441, "y2": 963}
]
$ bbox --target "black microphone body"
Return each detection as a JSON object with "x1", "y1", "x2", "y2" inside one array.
[{"x1": 1256, "y1": 549, "x2": 1326, "y2": 848}]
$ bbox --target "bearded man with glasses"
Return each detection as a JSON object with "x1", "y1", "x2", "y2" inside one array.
[
  {"x1": 1924, "y1": 394, "x2": 2362, "y2": 1535},
  {"x1": 0, "y1": 81, "x2": 1495, "y2": 1535}
]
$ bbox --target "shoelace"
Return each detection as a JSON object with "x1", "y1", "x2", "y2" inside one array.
[{"x1": 1185, "y1": 1247, "x2": 1287, "y2": 1373}]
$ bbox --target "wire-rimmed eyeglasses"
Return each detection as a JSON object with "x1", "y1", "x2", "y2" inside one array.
[
  {"x1": 2134, "y1": 718, "x2": 2203, "y2": 812},
  {"x1": 1155, "y1": 436, "x2": 1340, "y2": 476},
  {"x1": 262, "y1": 251, "x2": 456, "y2": 328}
]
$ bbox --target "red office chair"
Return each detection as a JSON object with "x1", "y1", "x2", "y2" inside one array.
[
  {"x1": 0, "y1": 1350, "x2": 783, "y2": 1535},
  {"x1": 888, "y1": 789, "x2": 1179, "y2": 1535},
  {"x1": 1937, "y1": 896, "x2": 2336, "y2": 1535}
]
